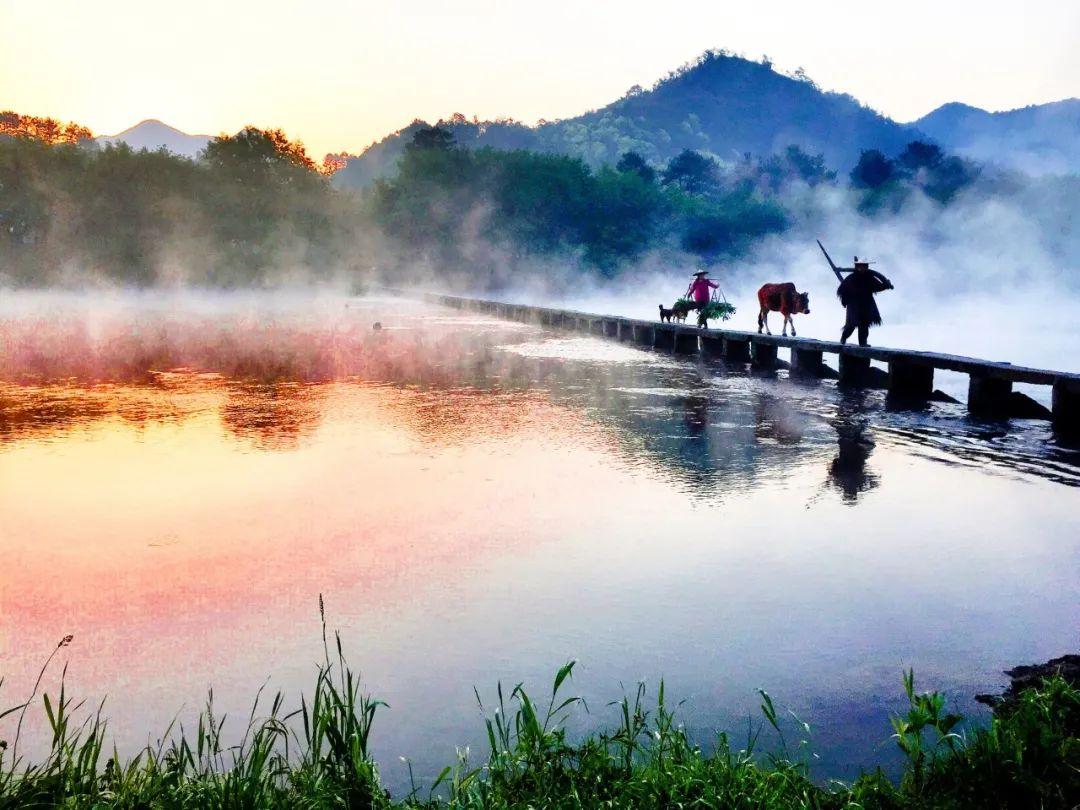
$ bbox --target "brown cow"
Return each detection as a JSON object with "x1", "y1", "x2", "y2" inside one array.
[{"x1": 757, "y1": 283, "x2": 810, "y2": 337}]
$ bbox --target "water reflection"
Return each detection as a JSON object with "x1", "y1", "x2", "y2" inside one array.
[
  {"x1": 220, "y1": 383, "x2": 326, "y2": 451},
  {"x1": 1, "y1": 294, "x2": 1078, "y2": 791},
  {"x1": 2, "y1": 299, "x2": 1078, "y2": 494},
  {"x1": 827, "y1": 391, "x2": 880, "y2": 503}
]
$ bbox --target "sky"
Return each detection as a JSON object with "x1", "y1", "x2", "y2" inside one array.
[{"x1": 2, "y1": 0, "x2": 1077, "y2": 158}]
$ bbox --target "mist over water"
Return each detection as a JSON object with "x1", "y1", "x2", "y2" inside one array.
[
  {"x1": 1, "y1": 294, "x2": 1078, "y2": 794},
  {"x1": 1, "y1": 142, "x2": 1077, "y2": 796},
  {"x1": 494, "y1": 181, "x2": 1080, "y2": 393}
]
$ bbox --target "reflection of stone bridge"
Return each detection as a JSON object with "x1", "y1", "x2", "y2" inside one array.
[{"x1": 422, "y1": 293, "x2": 1080, "y2": 441}]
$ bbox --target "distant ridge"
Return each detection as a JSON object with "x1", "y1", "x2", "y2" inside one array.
[
  {"x1": 98, "y1": 55, "x2": 1079, "y2": 182},
  {"x1": 335, "y1": 52, "x2": 1079, "y2": 189},
  {"x1": 97, "y1": 119, "x2": 211, "y2": 159},
  {"x1": 335, "y1": 52, "x2": 918, "y2": 188},
  {"x1": 912, "y1": 99, "x2": 1080, "y2": 175}
]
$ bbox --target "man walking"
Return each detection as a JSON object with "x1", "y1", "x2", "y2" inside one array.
[{"x1": 838, "y1": 258, "x2": 893, "y2": 346}]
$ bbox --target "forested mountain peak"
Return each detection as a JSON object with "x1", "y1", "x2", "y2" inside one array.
[{"x1": 334, "y1": 51, "x2": 916, "y2": 188}]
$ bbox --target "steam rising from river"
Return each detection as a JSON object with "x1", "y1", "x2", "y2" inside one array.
[
  {"x1": 524, "y1": 181, "x2": 1080, "y2": 374},
  {"x1": 1, "y1": 171, "x2": 1075, "y2": 375}
]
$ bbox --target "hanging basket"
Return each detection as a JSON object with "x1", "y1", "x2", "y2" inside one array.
[{"x1": 701, "y1": 289, "x2": 736, "y2": 321}]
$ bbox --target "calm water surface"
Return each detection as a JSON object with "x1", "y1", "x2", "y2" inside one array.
[{"x1": 1, "y1": 292, "x2": 1078, "y2": 789}]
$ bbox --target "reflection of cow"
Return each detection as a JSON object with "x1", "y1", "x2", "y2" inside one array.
[{"x1": 757, "y1": 283, "x2": 810, "y2": 337}]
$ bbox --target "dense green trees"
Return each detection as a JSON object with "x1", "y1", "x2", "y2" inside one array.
[
  {"x1": 0, "y1": 126, "x2": 360, "y2": 286},
  {"x1": 0, "y1": 113, "x2": 1000, "y2": 289},
  {"x1": 368, "y1": 129, "x2": 789, "y2": 276},
  {"x1": 851, "y1": 140, "x2": 980, "y2": 211}
]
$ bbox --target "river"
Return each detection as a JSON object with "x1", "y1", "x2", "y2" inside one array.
[{"x1": 1, "y1": 291, "x2": 1077, "y2": 790}]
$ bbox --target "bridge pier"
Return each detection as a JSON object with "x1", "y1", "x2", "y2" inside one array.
[
  {"x1": 790, "y1": 347, "x2": 824, "y2": 378},
  {"x1": 723, "y1": 337, "x2": 751, "y2": 363},
  {"x1": 751, "y1": 341, "x2": 778, "y2": 369},
  {"x1": 839, "y1": 354, "x2": 871, "y2": 385},
  {"x1": 632, "y1": 323, "x2": 653, "y2": 345},
  {"x1": 1052, "y1": 380, "x2": 1080, "y2": 442},
  {"x1": 603, "y1": 319, "x2": 618, "y2": 338},
  {"x1": 889, "y1": 359, "x2": 934, "y2": 401},
  {"x1": 616, "y1": 320, "x2": 631, "y2": 341},
  {"x1": 673, "y1": 330, "x2": 699, "y2": 354},
  {"x1": 653, "y1": 326, "x2": 676, "y2": 350},
  {"x1": 700, "y1": 334, "x2": 724, "y2": 357},
  {"x1": 968, "y1": 373, "x2": 1013, "y2": 418}
]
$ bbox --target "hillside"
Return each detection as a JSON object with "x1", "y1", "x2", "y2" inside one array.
[
  {"x1": 97, "y1": 119, "x2": 211, "y2": 158},
  {"x1": 335, "y1": 52, "x2": 917, "y2": 189},
  {"x1": 913, "y1": 99, "x2": 1080, "y2": 175}
]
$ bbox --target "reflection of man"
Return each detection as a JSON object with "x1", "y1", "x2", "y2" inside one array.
[
  {"x1": 827, "y1": 394, "x2": 879, "y2": 503},
  {"x1": 837, "y1": 258, "x2": 893, "y2": 347},
  {"x1": 682, "y1": 395, "x2": 709, "y2": 436}
]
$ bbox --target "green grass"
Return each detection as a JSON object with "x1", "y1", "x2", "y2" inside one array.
[{"x1": 1, "y1": 615, "x2": 1077, "y2": 808}]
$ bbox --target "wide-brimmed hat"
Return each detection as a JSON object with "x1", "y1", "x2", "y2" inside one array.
[{"x1": 692, "y1": 270, "x2": 709, "y2": 276}]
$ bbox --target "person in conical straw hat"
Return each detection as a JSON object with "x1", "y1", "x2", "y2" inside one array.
[{"x1": 685, "y1": 268, "x2": 718, "y2": 311}]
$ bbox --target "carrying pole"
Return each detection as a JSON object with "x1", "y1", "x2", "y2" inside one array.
[{"x1": 817, "y1": 240, "x2": 846, "y2": 283}]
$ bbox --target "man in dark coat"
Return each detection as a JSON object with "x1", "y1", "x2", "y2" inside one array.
[{"x1": 838, "y1": 258, "x2": 893, "y2": 346}]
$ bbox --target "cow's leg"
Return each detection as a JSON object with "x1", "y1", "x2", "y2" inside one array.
[
  {"x1": 760, "y1": 310, "x2": 771, "y2": 335},
  {"x1": 757, "y1": 307, "x2": 764, "y2": 334},
  {"x1": 790, "y1": 316, "x2": 797, "y2": 337},
  {"x1": 781, "y1": 313, "x2": 789, "y2": 337}
]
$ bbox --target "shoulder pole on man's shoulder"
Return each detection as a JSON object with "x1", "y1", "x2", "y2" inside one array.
[{"x1": 817, "y1": 240, "x2": 846, "y2": 283}]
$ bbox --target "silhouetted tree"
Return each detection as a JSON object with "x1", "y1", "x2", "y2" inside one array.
[
  {"x1": 410, "y1": 125, "x2": 456, "y2": 151},
  {"x1": 0, "y1": 111, "x2": 93, "y2": 144},
  {"x1": 203, "y1": 126, "x2": 317, "y2": 171},
  {"x1": 923, "y1": 156, "x2": 980, "y2": 203},
  {"x1": 849, "y1": 149, "x2": 895, "y2": 189},
  {"x1": 616, "y1": 151, "x2": 656, "y2": 183},
  {"x1": 782, "y1": 145, "x2": 835, "y2": 185},
  {"x1": 662, "y1": 149, "x2": 718, "y2": 194},
  {"x1": 897, "y1": 140, "x2": 944, "y2": 172}
]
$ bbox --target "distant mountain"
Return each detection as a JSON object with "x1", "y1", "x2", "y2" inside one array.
[
  {"x1": 335, "y1": 52, "x2": 918, "y2": 189},
  {"x1": 97, "y1": 119, "x2": 211, "y2": 159},
  {"x1": 912, "y1": 100, "x2": 1080, "y2": 175}
]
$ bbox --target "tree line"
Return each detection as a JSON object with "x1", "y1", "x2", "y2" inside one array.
[
  {"x1": 1, "y1": 111, "x2": 985, "y2": 288},
  {"x1": 0, "y1": 115, "x2": 361, "y2": 286}
]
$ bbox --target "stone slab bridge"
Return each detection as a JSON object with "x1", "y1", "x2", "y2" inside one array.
[{"x1": 417, "y1": 292, "x2": 1080, "y2": 440}]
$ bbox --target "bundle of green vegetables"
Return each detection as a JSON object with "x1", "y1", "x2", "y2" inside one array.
[
  {"x1": 673, "y1": 297, "x2": 736, "y2": 322},
  {"x1": 701, "y1": 301, "x2": 736, "y2": 321}
]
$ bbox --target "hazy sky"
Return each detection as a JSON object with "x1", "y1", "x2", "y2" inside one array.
[{"x1": 2, "y1": 0, "x2": 1077, "y2": 157}]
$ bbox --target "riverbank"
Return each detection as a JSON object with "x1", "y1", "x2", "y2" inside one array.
[{"x1": 2, "y1": 630, "x2": 1077, "y2": 808}]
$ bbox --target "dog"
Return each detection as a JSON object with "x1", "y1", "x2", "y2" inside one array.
[{"x1": 659, "y1": 303, "x2": 690, "y2": 323}]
